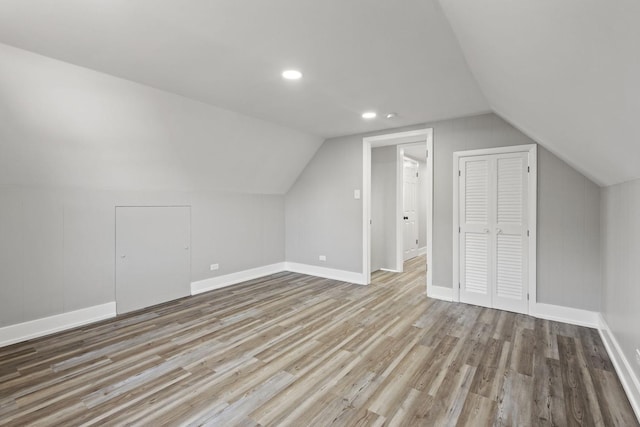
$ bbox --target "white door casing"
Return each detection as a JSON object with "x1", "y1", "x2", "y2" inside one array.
[
  {"x1": 363, "y1": 129, "x2": 434, "y2": 289},
  {"x1": 403, "y1": 158, "x2": 419, "y2": 261},
  {"x1": 454, "y1": 144, "x2": 537, "y2": 315}
]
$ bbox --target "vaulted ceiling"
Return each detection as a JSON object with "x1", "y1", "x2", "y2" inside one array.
[
  {"x1": 0, "y1": 0, "x2": 637, "y2": 187},
  {"x1": 439, "y1": 0, "x2": 640, "y2": 186},
  {"x1": 0, "y1": 0, "x2": 488, "y2": 138}
]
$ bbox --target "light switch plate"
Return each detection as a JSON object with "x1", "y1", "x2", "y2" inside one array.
[{"x1": 354, "y1": 189, "x2": 361, "y2": 199}]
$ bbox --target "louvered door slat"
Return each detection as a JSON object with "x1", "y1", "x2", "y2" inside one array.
[
  {"x1": 493, "y1": 153, "x2": 528, "y2": 313},
  {"x1": 496, "y1": 234, "x2": 523, "y2": 298},
  {"x1": 459, "y1": 157, "x2": 492, "y2": 308},
  {"x1": 497, "y1": 157, "x2": 524, "y2": 224}
]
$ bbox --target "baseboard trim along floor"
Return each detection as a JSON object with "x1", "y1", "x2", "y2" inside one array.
[
  {"x1": 0, "y1": 302, "x2": 116, "y2": 348},
  {"x1": 191, "y1": 262, "x2": 287, "y2": 295},
  {"x1": 284, "y1": 262, "x2": 365, "y2": 285},
  {"x1": 599, "y1": 314, "x2": 640, "y2": 421}
]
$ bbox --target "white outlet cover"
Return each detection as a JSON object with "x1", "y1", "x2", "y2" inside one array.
[
  {"x1": 210, "y1": 264, "x2": 219, "y2": 271},
  {"x1": 319, "y1": 255, "x2": 326, "y2": 261}
]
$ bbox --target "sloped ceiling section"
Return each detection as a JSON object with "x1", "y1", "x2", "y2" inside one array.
[
  {"x1": 0, "y1": 43, "x2": 323, "y2": 194},
  {"x1": 439, "y1": 0, "x2": 640, "y2": 186},
  {"x1": 0, "y1": 0, "x2": 488, "y2": 138}
]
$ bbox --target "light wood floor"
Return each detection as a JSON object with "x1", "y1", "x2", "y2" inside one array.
[{"x1": 0, "y1": 256, "x2": 637, "y2": 426}]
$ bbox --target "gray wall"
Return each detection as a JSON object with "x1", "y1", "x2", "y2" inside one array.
[
  {"x1": 285, "y1": 134, "x2": 363, "y2": 271},
  {"x1": 285, "y1": 113, "x2": 602, "y2": 311},
  {"x1": 601, "y1": 179, "x2": 640, "y2": 383},
  {"x1": 0, "y1": 189, "x2": 284, "y2": 327},
  {"x1": 371, "y1": 146, "x2": 397, "y2": 272},
  {"x1": 0, "y1": 43, "x2": 309, "y2": 328},
  {"x1": 537, "y1": 148, "x2": 601, "y2": 310},
  {"x1": 0, "y1": 43, "x2": 322, "y2": 195}
]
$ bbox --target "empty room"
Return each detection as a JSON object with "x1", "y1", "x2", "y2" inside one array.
[{"x1": 1, "y1": 1, "x2": 639, "y2": 425}]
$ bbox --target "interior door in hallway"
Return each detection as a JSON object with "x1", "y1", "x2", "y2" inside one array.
[
  {"x1": 115, "y1": 206, "x2": 191, "y2": 314},
  {"x1": 403, "y1": 158, "x2": 419, "y2": 261}
]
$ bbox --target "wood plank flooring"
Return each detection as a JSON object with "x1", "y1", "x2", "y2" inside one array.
[{"x1": 0, "y1": 256, "x2": 637, "y2": 426}]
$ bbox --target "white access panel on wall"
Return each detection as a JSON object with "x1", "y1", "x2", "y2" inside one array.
[
  {"x1": 455, "y1": 145, "x2": 536, "y2": 315},
  {"x1": 115, "y1": 206, "x2": 191, "y2": 314}
]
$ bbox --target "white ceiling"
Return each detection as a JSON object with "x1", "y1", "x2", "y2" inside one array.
[
  {"x1": 439, "y1": 0, "x2": 640, "y2": 187},
  {"x1": 0, "y1": 43, "x2": 323, "y2": 194},
  {"x1": 0, "y1": 0, "x2": 489, "y2": 138},
  {"x1": 2, "y1": 1, "x2": 636, "y2": 187}
]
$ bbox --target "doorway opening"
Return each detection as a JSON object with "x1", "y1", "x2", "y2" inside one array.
[{"x1": 363, "y1": 129, "x2": 433, "y2": 293}]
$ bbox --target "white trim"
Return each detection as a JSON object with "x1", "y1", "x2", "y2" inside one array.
[
  {"x1": 363, "y1": 128, "x2": 433, "y2": 288},
  {"x1": 452, "y1": 144, "x2": 537, "y2": 314},
  {"x1": 0, "y1": 302, "x2": 116, "y2": 348},
  {"x1": 528, "y1": 146, "x2": 538, "y2": 314},
  {"x1": 191, "y1": 262, "x2": 286, "y2": 295},
  {"x1": 380, "y1": 268, "x2": 402, "y2": 273},
  {"x1": 533, "y1": 303, "x2": 599, "y2": 328},
  {"x1": 363, "y1": 139, "x2": 372, "y2": 285},
  {"x1": 395, "y1": 145, "x2": 404, "y2": 272},
  {"x1": 598, "y1": 314, "x2": 640, "y2": 421},
  {"x1": 363, "y1": 129, "x2": 434, "y2": 145},
  {"x1": 427, "y1": 285, "x2": 454, "y2": 302},
  {"x1": 425, "y1": 138, "x2": 434, "y2": 295},
  {"x1": 192, "y1": 261, "x2": 367, "y2": 295},
  {"x1": 285, "y1": 262, "x2": 365, "y2": 285},
  {"x1": 417, "y1": 246, "x2": 427, "y2": 256}
]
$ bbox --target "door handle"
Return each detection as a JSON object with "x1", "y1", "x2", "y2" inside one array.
[
  {"x1": 403, "y1": 216, "x2": 408, "y2": 220},
  {"x1": 496, "y1": 228, "x2": 503, "y2": 235}
]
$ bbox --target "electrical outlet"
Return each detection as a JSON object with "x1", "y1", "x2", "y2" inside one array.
[
  {"x1": 635, "y1": 348, "x2": 640, "y2": 366},
  {"x1": 210, "y1": 264, "x2": 219, "y2": 271},
  {"x1": 319, "y1": 255, "x2": 326, "y2": 262}
]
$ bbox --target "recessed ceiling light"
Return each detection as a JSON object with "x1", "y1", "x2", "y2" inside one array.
[
  {"x1": 362, "y1": 112, "x2": 377, "y2": 119},
  {"x1": 386, "y1": 112, "x2": 398, "y2": 119},
  {"x1": 282, "y1": 70, "x2": 302, "y2": 80}
]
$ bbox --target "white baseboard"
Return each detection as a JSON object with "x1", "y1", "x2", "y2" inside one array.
[
  {"x1": 427, "y1": 285, "x2": 453, "y2": 302},
  {"x1": 191, "y1": 262, "x2": 286, "y2": 295},
  {"x1": 533, "y1": 303, "x2": 600, "y2": 328},
  {"x1": 191, "y1": 261, "x2": 366, "y2": 295},
  {"x1": 417, "y1": 246, "x2": 427, "y2": 256},
  {"x1": 598, "y1": 314, "x2": 640, "y2": 421},
  {"x1": 379, "y1": 268, "x2": 402, "y2": 273},
  {"x1": 0, "y1": 302, "x2": 116, "y2": 348},
  {"x1": 284, "y1": 262, "x2": 365, "y2": 285}
]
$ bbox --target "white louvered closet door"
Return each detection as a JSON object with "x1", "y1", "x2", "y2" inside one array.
[
  {"x1": 493, "y1": 153, "x2": 529, "y2": 314},
  {"x1": 459, "y1": 157, "x2": 492, "y2": 308},
  {"x1": 459, "y1": 152, "x2": 529, "y2": 314}
]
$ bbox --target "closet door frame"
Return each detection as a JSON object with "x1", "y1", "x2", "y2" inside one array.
[{"x1": 452, "y1": 144, "x2": 537, "y2": 315}]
